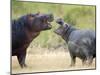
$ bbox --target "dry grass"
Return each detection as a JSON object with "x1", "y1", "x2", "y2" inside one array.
[{"x1": 12, "y1": 47, "x2": 96, "y2": 74}]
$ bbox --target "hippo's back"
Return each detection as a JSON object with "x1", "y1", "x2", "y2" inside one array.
[{"x1": 69, "y1": 29, "x2": 95, "y2": 43}]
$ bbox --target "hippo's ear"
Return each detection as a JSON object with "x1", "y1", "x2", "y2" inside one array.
[
  {"x1": 27, "y1": 13, "x2": 36, "y2": 17},
  {"x1": 64, "y1": 23, "x2": 70, "y2": 28},
  {"x1": 27, "y1": 14, "x2": 35, "y2": 23}
]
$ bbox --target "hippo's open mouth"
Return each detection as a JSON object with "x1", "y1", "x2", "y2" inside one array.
[
  {"x1": 46, "y1": 20, "x2": 52, "y2": 29},
  {"x1": 42, "y1": 20, "x2": 52, "y2": 30},
  {"x1": 47, "y1": 23, "x2": 52, "y2": 29}
]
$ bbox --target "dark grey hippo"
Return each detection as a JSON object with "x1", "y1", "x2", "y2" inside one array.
[
  {"x1": 12, "y1": 12, "x2": 54, "y2": 68},
  {"x1": 54, "y1": 18, "x2": 96, "y2": 66}
]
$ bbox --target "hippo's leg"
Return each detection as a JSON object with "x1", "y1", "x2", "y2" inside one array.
[
  {"x1": 70, "y1": 55, "x2": 76, "y2": 66},
  {"x1": 82, "y1": 49, "x2": 93, "y2": 66},
  {"x1": 86, "y1": 55, "x2": 93, "y2": 66},
  {"x1": 82, "y1": 58, "x2": 87, "y2": 66},
  {"x1": 17, "y1": 50, "x2": 27, "y2": 68}
]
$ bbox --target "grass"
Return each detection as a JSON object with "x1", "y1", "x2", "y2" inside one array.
[{"x1": 12, "y1": 47, "x2": 96, "y2": 74}]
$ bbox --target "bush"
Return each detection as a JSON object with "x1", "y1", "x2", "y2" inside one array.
[{"x1": 64, "y1": 6, "x2": 95, "y2": 27}]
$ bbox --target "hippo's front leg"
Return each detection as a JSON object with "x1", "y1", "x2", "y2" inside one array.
[{"x1": 17, "y1": 48, "x2": 27, "y2": 68}]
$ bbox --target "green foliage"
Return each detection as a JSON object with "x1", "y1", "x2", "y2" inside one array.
[
  {"x1": 64, "y1": 6, "x2": 95, "y2": 28},
  {"x1": 12, "y1": 0, "x2": 96, "y2": 48}
]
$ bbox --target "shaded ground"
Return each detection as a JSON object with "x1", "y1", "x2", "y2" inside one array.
[{"x1": 12, "y1": 47, "x2": 96, "y2": 74}]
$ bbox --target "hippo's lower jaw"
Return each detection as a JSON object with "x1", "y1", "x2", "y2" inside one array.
[
  {"x1": 47, "y1": 21, "x2": 52, "y2": 28},
  {"x1": 54, "y1": 30, "x2": 62, "y2": 36},
  {"x1": 43, "y1": 22, "x2": 52, "y2": 30},
  {"x1": 44, "y1": 25, "x2": 52, "y2": 30},
  {"x1": 47, "y1": 24, "x2": 52, "y2": 29},
  {"x1": 54, "y1": 30, "x2": 58, "y2": 34}
]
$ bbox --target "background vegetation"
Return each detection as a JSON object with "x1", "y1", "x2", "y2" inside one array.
[{"x1": 12, "y1": 0, "x2": 96, "y2": 49}]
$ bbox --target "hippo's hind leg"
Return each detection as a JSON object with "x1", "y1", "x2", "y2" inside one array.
[
  {"x1": 86, "y1": 55, "x2": 93, "y2": 66},
  {"x1": 82, "y1": 48, "x2": 94, "y2": 66},
  {"x1": 17, "y1": 50, "x2": 27, "y2": 68},
  {"x1": 82, "y1": 58, "x2": 87, "y2": 66}
]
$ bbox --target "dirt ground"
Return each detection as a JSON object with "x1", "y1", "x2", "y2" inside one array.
[{"x1": 12, "y1": 47, "x2": 96, "y2": 74}]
